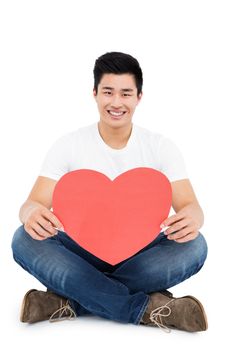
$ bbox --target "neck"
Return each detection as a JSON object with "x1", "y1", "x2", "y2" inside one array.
[{"x1": 97, "y1": 121, "x2": 133, "y2": 149}]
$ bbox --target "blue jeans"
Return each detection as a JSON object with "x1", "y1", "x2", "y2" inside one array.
[{"x1": 11, "y1": 225, "x2": 207, "y2": 325}]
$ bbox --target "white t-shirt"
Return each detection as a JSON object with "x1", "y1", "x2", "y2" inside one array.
[{"x1": 39, "y1": 122, "x2": 188, "y2": 183}]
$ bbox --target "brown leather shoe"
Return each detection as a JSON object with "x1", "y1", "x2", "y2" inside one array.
[
  {"x1": 140, "y1": 292, "x2": 208, "y2": 332},
  {"x1": 20, "y1": 289, "x2": 76, "y2": 323}
]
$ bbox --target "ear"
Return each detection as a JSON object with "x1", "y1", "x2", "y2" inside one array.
[
  {"x1": 137, "y1": 91, "x2": 143, "y2": 104},
  {"x1": 93, "y1": 89, "x2": 97, "y2": 97}
]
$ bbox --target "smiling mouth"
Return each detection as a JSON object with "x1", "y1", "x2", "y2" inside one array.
[{"x1": 107, "y1": 110, "x2": 127, "y2": 118}]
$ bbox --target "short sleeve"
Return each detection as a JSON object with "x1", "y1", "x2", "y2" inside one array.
[
  {"x1": 158, "y1": 137, "x2": 188, "y2": 182},
  {"x1": 39, "y1": 134, "x2": 73, "y2": 181}
]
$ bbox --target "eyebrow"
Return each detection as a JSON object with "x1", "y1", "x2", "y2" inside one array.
[{"x1": 101, "y1": 86, "x2": 134, "y2": 92}]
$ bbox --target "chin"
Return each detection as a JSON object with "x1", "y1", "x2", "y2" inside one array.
[{"x1": 100, "y1": 114, "x2": 132, "y2": 126}]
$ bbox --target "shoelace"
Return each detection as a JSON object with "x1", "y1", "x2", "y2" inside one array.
[
  {"x1": 49, "y1": 300, "x2": 77, "y2": 322},
  {"x1": 149, "y1": 299, "x2": 175, "y2": 333}
]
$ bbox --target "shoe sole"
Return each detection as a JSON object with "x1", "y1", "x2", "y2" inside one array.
[
  {"x1": 20, "y1": 289, "x2": 37, "y2": 322},
  {"x1": 182, "y1": 295, "x2": 208, "y2": 331}
]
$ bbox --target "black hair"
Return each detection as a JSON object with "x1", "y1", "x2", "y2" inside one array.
[{"x1": 93, "y1": 52, "x2": 143, "y2": 96}]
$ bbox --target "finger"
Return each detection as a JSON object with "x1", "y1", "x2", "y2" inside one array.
[
  {"x1": 42, "y1": 209, "x2": 64, "y2": 230},
  {"x1": 32, "y1": 222, "x2": 56, "y2": 238},
  {"x1": 167, "y1": 227, "x2": 193, "y2": 240},
  {"x1": 174, "y1": 233, "x2": 197, "y2": 243},
  {"x1": 161, "y1": 213, "x2": 185, "y2": 228},
  {"x1": 165, "y1": 219, "x2": 190, "y2": 235},
  {"x1": 38, "y1": 217, "x2": 58, "y2": 235},
  {"x1": 27, "y1": 227, "x2": 47, "y2": 241}
]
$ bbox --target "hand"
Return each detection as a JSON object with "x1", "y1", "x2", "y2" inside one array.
[
  {"x1": 24, "y1": 203, "x2": 64, "y2": 240},
  {"x1": 160, "y1": 206, "x2": 201, "y2": 243}
]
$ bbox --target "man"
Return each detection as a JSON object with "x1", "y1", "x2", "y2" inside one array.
[{"x1": 11, "y1": 52, "x2": 208, "y2": 332}]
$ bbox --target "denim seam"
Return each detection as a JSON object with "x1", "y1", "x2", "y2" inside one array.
[{"x1": 134, "y1": 294, "x2": 150, "y2": 325}]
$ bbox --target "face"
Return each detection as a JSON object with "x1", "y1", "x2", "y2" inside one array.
[{"x1": 93, "y1": 73, "x2": 142, "y2": 129}]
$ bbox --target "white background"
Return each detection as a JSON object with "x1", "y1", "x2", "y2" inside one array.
[{"x1": 0, "y1": 0, "x2": 232, "y2": 349}]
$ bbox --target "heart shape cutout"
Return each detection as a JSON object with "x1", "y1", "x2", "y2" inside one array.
[{"x1": 52, "y1": 167, "x2": 172, "y2": 265}]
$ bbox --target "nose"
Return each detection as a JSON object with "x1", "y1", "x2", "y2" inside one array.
[{"x1": 110, "y1": 94, "x2": 123, "y2": 108}]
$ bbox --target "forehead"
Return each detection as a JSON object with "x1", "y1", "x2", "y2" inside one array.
[{"x1": 99, "y1": 73, "x2": 137, "y2": 90}]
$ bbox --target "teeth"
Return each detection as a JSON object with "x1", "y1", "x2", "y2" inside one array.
[{"x1": 109, "y1": 111, "x2": 125, "y2": 116}]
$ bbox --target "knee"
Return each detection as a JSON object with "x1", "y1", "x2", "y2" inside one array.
[
  {"x1": 187, "y1": 232, "x2": 208, "y2": 270},
  {"x1": 196, "y1": 232, "x2": 208, "y2": 262},
  {"x1": 11, "y1": 224, "x2": 29, "y2": 258}
]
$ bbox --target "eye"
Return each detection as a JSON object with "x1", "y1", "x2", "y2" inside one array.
[
  {"x1": 123, "y1": 93, "x2": 131, "y2": 97},
  {"x1": 103, "y1": 91, "x2": 111, "y2": 95}
]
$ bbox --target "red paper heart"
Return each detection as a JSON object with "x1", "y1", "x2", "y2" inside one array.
[{"x1": 52, "y1": 167, "x2": 172, "y2": 265}]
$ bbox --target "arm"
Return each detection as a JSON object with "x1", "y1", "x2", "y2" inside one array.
[
  {"x1": 19, "y1": 176, "x2": 63, "y2": 240},
  {"x1": 160, "y1": 179, "x2": 204, "y2": 243}
]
